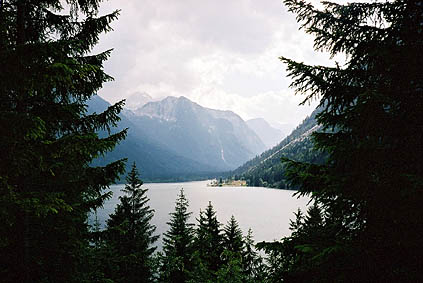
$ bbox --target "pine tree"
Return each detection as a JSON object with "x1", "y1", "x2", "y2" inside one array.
[
  {"x1": 194, "y1": 201, "x2": 224, "y2": 277},
  {"x1": 84, "y1": 213, "x2": 114, "y2": 282},
  {"x1": 216, "y1": 250, "x2": 244, "y2": 283},
  {"x1": 260, "y1": 205, "x2": 333, "y2": 282},
  {"x1": 105, "y1": 162, "x2": 158, "y2": 282},
  {"x1": 0, "y1": 1, "x2": 125, "y2": 281},
  {"x1": 273, "y1": 0, "x2": 423, "y2": 281},
  {"x1": 242, "y1": 228, "x2": 265, "y2": 282},
  {"x1": 160, "y1": 188, "x2": 195, "y2": 283},
  {"x1": 213, "y1": 215, "x2": 246, "y2": 283},
  {"x1": 223, "y1": 215, "x2": 244, "y2": 254}
]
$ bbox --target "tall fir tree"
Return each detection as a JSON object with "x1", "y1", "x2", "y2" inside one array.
[
  {"x1": 105, "y1": 162, "x2": 158, "y2": 282},
  {"x1": 194, "y1": 201, "x2": 224, "y2": 277},
  {"x1": 223, "y1": 215, "x2": 244, "y2": 255},
  {"x1": 242, "y1": 228, "x2": 265, "y2": 282},
  {"x1": 215, "y1": 250, "x2": 244, "y2": 283},
  {"x1": 263, "y1": 0, "x2": 423, "y2": 281},
  {"x1": 216, "y1": 215, "x2": 245, "y2": 283},
  {"x1": 160, "y1": 188, "x2": 195, "y2": 283},
  {"x1": 259, "y1": 205, "x2": 330, "y2": 282},
  {"x1": 0, "y1": 1, "x2": 125, "y2": 281}
]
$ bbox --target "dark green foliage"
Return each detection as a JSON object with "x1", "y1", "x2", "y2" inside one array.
[
  {"x1": 214, "y1": 216, "x2": 245, "y2": 283},
  {"x1": 83, "y1": 220, "x2": 116, "y2": 283},
  {"x1": 187, "y1": 251, "x2": 213, "y2": 283},
  {"x1": 216, "y1": 250, "x2": 244, "y2": 283},
  {"x1": 194, "y1": 201, "x2": 224, "y2": 276},
  {"x1": 160, "y1": 189, "x2": 195, "y2": 283},
  {"x1": 258, "y1": 204, "x2": 348, "y2": 282},
  {"x1": 104, "y1": 162, "x2": 158, "y2": 282},
  {"x1": 242, "y1": 228, "x2": 266, "y2": 282},
  {"x1": 160, "y1": 193, "x2": 268, "y2": 282},
  {"x1": 0, "y1": 0, "x2": 125, "y2": 281},
  {"x1": 265, "y1": 0, "x2": 423, "y2": 281},
  {"x1": 223, "y1": 215, "x2": 244, "y2": 254}
]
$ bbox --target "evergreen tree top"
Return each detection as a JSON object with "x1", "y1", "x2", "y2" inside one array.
[
  {"x1": 167, "y1": 188, "x2": 192, "y2": 221},
  {"x1": 105, "y1": 162, "x2": 158, "y2": 282},
  {"x1": 163, "y1": 188, "x2": 194, "y2": 250},
  {"x1": 197, "y1": 201, "x2": 221, "y2": 232},
  {"x1": 122, "y1": 162, "x2": 144, "y2": 195},
  {"x1": 223, "y1": 215, "x2": 244, "y2": 253},
  {"x1": 224, "y1": 215, "x2": 243, "y2": 237},
  {"x1": 282, "y1": 0, "x2": 423, "y2": 115}
]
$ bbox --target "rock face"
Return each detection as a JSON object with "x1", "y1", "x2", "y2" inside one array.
[
  {"x1": 88, "y1": 95, "x2": 267, "y2": 180},
  {"x1": 247, "y1": 118, "x2": 286, "y2": 149}
]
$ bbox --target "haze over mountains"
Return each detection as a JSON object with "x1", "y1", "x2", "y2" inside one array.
[
  {"x1": 89, "y1": 95, "x2": 272, "y2": 180},
  {"x1": 127, "y1": 96, "x2": 266, "y2": 169},
  {"x1": 89, "y1": 96, "x2": 216, "y2": 180},
  {"x1": 246, "y1": 118, "x2": 285, "y2": 149},
  {"x1": 125, "y1": 91, "x2": 290, "y2": 149},
  {"x1": 125, "y1": 91, "x2": 156, "y2": 110}
]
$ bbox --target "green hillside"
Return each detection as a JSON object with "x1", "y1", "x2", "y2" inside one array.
[{"x1": 232, "y1": 107, "x2": 326, "y2": 189}]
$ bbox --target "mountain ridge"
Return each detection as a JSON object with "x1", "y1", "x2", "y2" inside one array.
[
  {"x1": 88, "y1": 96, "x2": 223, "y2": 181},
  {"x1": 89, "y1": 95, "x2": 267, "y2": 180},
  {"x1": 232, "y1": 107, "x2": 325, "y2": 189},
  {"x1": 128, "y1": 96, "x2": 266, "y2": 170}
]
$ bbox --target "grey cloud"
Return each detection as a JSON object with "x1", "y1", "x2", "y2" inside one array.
[{"x1": 95, "y1": 0, "x2": 338, "y2": 128}]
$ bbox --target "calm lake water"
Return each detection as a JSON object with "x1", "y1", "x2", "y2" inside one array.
[{"x1": 94, "y1": 180, "x2": 309, "y2": 246}]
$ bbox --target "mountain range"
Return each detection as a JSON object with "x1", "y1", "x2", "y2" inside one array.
[
  {"x1": 129, "y1": 96, "x2": 266, "y2": 169},
  {"x1": 89, "y1": 95, "x2": 268, "y2": 181}
]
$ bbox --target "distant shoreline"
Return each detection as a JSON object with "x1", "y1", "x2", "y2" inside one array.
[
  {"x1": 112, "y1": 179, "x2": 211, "y2": 185},
  {"x1": 207, "y1": 179, "x2": 247, "y2": 187}
]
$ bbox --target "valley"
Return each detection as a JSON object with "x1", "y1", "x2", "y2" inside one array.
[
  {"x1": 89, "y1": 94, "x2": 324, "y2": 187},
  {"x1": 89, "y1": 95, "x2": 297, "y2": 182}
]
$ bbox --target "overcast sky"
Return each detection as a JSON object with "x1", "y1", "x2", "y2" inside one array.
[{"x1": 94, "y1": 0, "x2": 345, "y2": 129}]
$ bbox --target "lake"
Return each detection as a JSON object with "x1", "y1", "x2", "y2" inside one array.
[{"x1": 94, "y1": 180, "x2": 309, "y2": 247}]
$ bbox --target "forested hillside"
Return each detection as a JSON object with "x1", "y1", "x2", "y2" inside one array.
[{"x1": 232, "y1": 107, "x2": 325, "y2": 189}]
